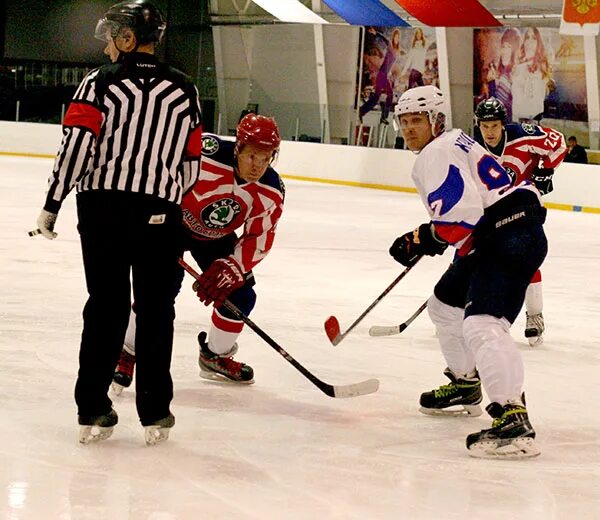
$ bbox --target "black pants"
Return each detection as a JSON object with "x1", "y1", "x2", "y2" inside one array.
[
  {"x1": 75, "y1": 191, "x2": 182, "y2": 425},
  {"x1": 434, "y1": 190, "x2": 547, "y2": 324}
]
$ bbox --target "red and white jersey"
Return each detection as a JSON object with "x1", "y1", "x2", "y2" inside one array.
[
  {"x1": 181, "y1": 134, "x2": 285, "y2": 273},
  {"x1": 479, "y1": 123, "x2": 566, "y2": 186}
]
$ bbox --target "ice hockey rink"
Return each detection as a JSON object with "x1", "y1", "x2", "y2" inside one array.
[{"x1": 2, "y1": 154, "x2": 599, "y2": 520}]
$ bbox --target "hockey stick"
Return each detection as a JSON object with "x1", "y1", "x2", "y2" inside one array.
[
  {"x1": 324, "y1": 256, "x2": 422, "y2": 346},
  {"x1": 178, "y1": 258, "x2": 379, "y2": 398},
  {"x1": 369, "y1": 299, "x2": 428, "y2": 337}
]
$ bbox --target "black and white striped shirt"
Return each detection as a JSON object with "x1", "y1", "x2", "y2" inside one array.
[{"x1": 44, "y1": 52, "x2": 202, "y2": 214}]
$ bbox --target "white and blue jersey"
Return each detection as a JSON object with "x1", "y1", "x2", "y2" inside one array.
[{"x1": 412, "y1": 129, "x2": 540, "y2": 256}]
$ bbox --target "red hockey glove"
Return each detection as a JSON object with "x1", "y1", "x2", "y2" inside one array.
[{"x1": 193, "y1": 257, "x2": 245, "y2": 308}]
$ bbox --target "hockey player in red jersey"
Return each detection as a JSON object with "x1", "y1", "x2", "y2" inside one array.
[
  {"x1": 113, "y1": 114, "x2": 284, "y2": 390},
  {"x1": 474, "y1": 97, "x2": 566, "y2": 346}
]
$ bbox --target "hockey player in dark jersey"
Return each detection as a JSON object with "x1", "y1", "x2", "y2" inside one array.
[
  {"x1": 113, "y1": 113, "x2": 284, "y2": 390},
  {"x1": 474, "y1": 97, "x2": 566, "y2": 346}
]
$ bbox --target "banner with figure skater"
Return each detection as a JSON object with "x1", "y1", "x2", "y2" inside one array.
[
  {"x1": 357, "y1": 27, "x2": 438, "y2": 124},
  {"x1": 474, "y1": 27, "x2": 588, "y2": 128}
]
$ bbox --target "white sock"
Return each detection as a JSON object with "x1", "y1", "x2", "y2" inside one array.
[
  {"x1": 525, "y1": 282, "x2": 543, "y2": 315},
  {"x1": 208, "y1": 326, "x2": 239, "y2": 356},
  {"x1": 427, "y1": 295, "x2": 475, "y2": 377},
  {"x1": 123, "y1": 307, "x2": 136, "y2": 356}
]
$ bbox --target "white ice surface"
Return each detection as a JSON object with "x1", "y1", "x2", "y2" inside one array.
[{"x1": 1, "y1": 155, "x2": 599, "y2": 520}]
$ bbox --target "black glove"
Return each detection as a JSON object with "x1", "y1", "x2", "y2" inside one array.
[
  {"x1": 389, "y1": 223, "x2": 448, "y2": 267},
  {"x1": 531, "y1": 167, "x2": 554, "y2": 195}
]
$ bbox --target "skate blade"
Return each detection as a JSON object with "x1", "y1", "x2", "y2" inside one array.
[
  {"x1": 199, "y1": 369, "x2": 255, "y2": 385},
  {"x1": 468, "y1": 437, "x2": 540, "y2": 459},
  {"x1": 79, "y1": 425, "x2": 114, "y2": 444},
  {"x1": 110, "y1": 381, "x2": 125, "y2": 396},
  {"x1": 528, "y1": 335, "x2": 544, "y2": 347},
  {"x1": 144, "y1": 426, "x2": 171, "y2": 446},
  {"x1": 420, "y1": 403, "x2": 482, "y2": 417}
]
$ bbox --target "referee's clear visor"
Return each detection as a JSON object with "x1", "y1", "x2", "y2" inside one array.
[{"x1": 94, "y1": 18, "x2": 122, "y2": 42}]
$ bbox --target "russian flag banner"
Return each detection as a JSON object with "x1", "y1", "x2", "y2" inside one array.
[
  {"x1": 323, "y1": 0, "x2": 409, "y2": 26},
  {"x1": 393, "y1": 0, "x2": 501, "y2": 27}
]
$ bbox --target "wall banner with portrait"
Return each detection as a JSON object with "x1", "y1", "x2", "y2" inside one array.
[
  {"x1": 356, "y1": 27, "x2": 439, "y2": 123},
  {"x1": 474, "y1": 27, "x2": 588, "y2": 132}
]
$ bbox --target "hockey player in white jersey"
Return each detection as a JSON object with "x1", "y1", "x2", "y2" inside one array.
[{"x1": 389, "y1": 85, "x2": 547, "y2": 458}]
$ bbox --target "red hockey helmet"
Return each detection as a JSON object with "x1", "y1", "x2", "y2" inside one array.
[{"x1": 235, "y1": 114, "x2": 281, "y2": 158}]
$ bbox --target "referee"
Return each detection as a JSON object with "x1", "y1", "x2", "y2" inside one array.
[{"x1": 34, "y1": 1, "x2": 202, "y2": 445}]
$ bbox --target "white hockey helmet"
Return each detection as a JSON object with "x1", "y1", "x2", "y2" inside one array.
[{"x1": 394, "y1": 85, "x2": 449, "y2": 137}]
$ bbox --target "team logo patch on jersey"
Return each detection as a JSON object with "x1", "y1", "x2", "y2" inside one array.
[
  {"x1": 521, "y1": 123, "x2": 536, "y2": 135},
  {"x1": 201, "y1": 198, "x2": 241, "y2": 229},
  {"x1": 202, "y1": 135, "x2": 219, "y2": 155}
]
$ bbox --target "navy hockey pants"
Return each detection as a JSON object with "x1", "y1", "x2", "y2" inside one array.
[{"x1": 434, "y1": 192, "x2": 548, "y2": 324}]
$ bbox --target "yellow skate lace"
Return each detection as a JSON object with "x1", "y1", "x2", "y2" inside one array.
[
  {"x1": 491, "y1": 406, "x2": 527, "y2": 428},
  {"x1": 434, "y1": 380, "x2": 479, "y2": 398}
]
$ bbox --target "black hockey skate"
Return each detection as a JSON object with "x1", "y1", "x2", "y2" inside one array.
[
  {"x1": 466, "y1": 399, "x2": 540, "y2": 459},
  {"x1": 525, "y1": 312, "x2": 544, "y2": 347},
  {"x1": 419, "y1": 367, "x2": 482, "y2": 417},
  {"x1": 111, "y1": 348, "x2": 135, "y2": 395},
  {"x1": 78, "y1": 409, "x2": 118, "y2": 444},
  {"x1": 198, "y1": 332, "x2": 254, "y2": 384},
  {"x1": 144, "y1": 413, "x2": 175, "y2": 446}
]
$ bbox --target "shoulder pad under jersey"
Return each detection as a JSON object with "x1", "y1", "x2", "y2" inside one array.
[
  {"x1": 201, "y1": 134, "x2": 235, "y2": 166},
  {"x1": 505, "y1": 122, "x2": 544, "y2": 142},
  {"x1": 258, "y1": 167, "x2": 285, "y2": 198}
]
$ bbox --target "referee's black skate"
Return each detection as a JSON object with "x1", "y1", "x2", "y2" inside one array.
[
  {"x1": 419, "y1": 367, "x2": 482, "y2": 417},
  {"x1": 466, "y1": 398, "x2": 540, "y2": 459},
  {"x1": 144, "y1": 413, "x2": 175, "y2": 446},
  {"x1": 78, "y1": 409, "x2": 118, "y2": 444},
  {"x1": 198, "y1": 332, "x2": 254, "y2": 384}
]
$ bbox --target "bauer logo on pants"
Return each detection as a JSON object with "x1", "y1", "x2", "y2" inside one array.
[{"x1": 495, "y1": 211, "x2": 525, "y2": 229}]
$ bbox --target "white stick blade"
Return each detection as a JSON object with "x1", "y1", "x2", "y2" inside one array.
[
  {"x1": 368, "y1": 325, "x2": 400, "y2": 337},
  {"x1": 333, "y1": 378, "x2": 379, "y2": 398}
]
